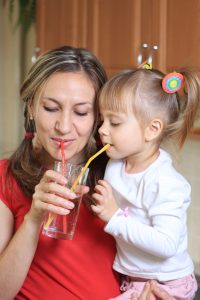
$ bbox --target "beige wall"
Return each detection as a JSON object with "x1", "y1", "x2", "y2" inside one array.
[
  {"x1": 0, "y1": 3, "x2": 36, "y2": 159},
  {"x1": 0, "y1": 4, "x2": 22, "y2": 157},
  {"x1": 0, "y1": 2, "x2": 200, "y2": 278},
  {"x1": 175, "y1": 140, "x2": 200, "y2": 276}
]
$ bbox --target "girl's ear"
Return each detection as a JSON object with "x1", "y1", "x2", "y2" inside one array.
[{"x1": 145, "y1": 119, "x2": 163, "y2": 142}]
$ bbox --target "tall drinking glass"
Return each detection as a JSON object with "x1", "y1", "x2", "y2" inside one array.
[{"x1": 42, "y1": 161, "x2": 89, "y2": 240}]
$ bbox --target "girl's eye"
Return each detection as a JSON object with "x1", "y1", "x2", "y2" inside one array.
[
  {"x1": 44, "y1": 106, "x2": 58, "y2": 112},
  {"x1": 111, "y1": 122, "x2": 121, "y2": 127}
]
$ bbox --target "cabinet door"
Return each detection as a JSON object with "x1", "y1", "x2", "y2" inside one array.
[
  {"x1": 37, "y1": 0, "x2": 88, "y2": 52},
  {"x1": 165, "y1": 0, "x2": 200, "y2": 72},
  {"x1": 37, "y1": 0, "x2": 142, "y2": 77},
  {"x1": 85, "y1": 0, "x2": 141, "y2": 77}
]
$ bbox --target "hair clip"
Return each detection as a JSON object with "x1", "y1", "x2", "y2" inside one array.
[
  {"x1": 143, "y1": 63, "x2": 152, "y2": 70},
  {"x1": 137, "y1": 60, "x2": 152, "y2": 70},
  {"x1": 162, "y1": 72, "x2": 184, "y2": 94}
]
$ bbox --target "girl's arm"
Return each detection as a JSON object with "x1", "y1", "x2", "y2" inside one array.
[{"x1": 92, "y1": 176, "x2": 189, "y2": 258}]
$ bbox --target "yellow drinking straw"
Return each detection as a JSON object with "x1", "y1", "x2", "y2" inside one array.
[
  {"x1": 44, "y1": 144, "x2": 110, "y2": 229},
  {"x1": 71, "y1": 143, "x2": 110, "y2": 191}
]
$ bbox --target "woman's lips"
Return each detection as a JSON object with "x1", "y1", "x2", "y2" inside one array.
[{"x1": 51, "y1": 138, "x2": 75, "y2": 147}]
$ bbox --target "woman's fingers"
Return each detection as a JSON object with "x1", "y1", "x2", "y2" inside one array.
[
  {"x1": 150, "y1": 281, "x2": 173, "y2": 300},
  {"x1": 41, "y1": 169, "x2": 67, "y2": 184},
  {"x1": 138, "y1": 282, "x2": 151, "y2": 299},
  {"x1": 29, "y1": 168, "x2": 90, "y2": 224}
]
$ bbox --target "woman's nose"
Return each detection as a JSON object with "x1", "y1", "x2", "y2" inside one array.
[{"x1": 55, "y1": 114, "x2": 72, "y2": 134}]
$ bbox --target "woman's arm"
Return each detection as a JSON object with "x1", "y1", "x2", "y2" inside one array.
[
  {"x1": 0, "y1": 201, "x2": 40, "y2": 300},
  {"x1": 0, "y1": 169, "x2": 80, "y2": 300},
  {"x1": 0, "y1": 201, "x2": 41, "y2": 300}
]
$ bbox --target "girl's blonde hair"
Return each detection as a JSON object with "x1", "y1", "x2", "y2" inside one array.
[{"x1": 99, "y1": 68, "x2": 200, "y2": 148}]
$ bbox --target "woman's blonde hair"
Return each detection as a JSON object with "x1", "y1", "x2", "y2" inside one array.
[{"x1": 8, "y1": 46, "x2": 107, "y2": 197}]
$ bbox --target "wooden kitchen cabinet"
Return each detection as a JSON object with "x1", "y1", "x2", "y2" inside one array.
[
  {"x1": 36, "y1": 0, "x2": 141, "y2": 77},
  {"x1": 36, "y1": 0, "x2": 200, "y2": 76},
  {"x1": 36, "y1": 0, "x2": 200, "y2": 135}
]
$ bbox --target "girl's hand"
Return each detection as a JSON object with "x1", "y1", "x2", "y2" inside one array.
[
  {"x1": 27, "y1": 169, "x2": 89, "y2": 224},
  {"x1": 91, "y1": 179, "x2": 118, "y2": 222}
]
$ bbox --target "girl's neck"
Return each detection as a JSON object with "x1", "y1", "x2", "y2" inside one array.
[{"x1": 125, "y1": 148, "x2": 160, "y2": 174}]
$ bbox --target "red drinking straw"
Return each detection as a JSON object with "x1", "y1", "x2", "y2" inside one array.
[
  {"x1": 60, "y1": 141, "x2": 66, "y2": 176},
  {"x1": 60, "y1": 141, "x2": 67, "y2": 233}
]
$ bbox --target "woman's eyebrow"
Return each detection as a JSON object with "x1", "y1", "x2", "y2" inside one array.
[
  {"x1": 42, "y1": 96, "x2": 59, "y2": 104},
  {"x1": 42, "y1": 96, "x2": 93, "y2": 107}
]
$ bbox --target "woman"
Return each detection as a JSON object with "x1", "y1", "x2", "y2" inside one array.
[{"x1": 0, "y1": 46, "x2": 120, "y2": 299}]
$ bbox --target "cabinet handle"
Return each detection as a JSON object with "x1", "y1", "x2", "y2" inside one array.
[
  {"x1": 147, "y1": 45, "x2": 158, "y2": 65},
  {"x1": 31, "y1": 47, "x2": 41, "y2": 63},
  {"x1": 137, "y1": 43, "x2": 148, "y2": 65}
]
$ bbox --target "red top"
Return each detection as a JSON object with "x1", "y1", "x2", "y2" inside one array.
[{"x1": 0, "y1": 160, "x2": 120, "y2": 299}]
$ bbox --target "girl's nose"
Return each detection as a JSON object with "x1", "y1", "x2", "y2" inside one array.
[{"x1": 98, "y1": 122, "x2": 108, "y2": 136}]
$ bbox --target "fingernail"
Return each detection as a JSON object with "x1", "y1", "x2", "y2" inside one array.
[
  {"x1": 69, "y1": 192, "x2": 76, "y2": 198},
  {"x1": 62, "y1": 178, "x2": 67, "y2": 184},
  {"x1": 68, "y1": 202, "x2": 75, "y2": 209}
]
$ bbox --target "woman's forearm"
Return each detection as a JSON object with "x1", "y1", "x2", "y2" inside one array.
[{"x1": 0, "y1": 214, "x2": 41, "y2": 299}]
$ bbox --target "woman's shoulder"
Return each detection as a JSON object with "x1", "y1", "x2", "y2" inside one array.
[
  {"x1": 0, "y1": 159, "x2": 9, "y2": 169},
  {"x1": 0, "y1": 159, "x2": 20, "y2": 210},
  {"x1": 0, "y1": 159, "x2": 9, "y2": 183}
]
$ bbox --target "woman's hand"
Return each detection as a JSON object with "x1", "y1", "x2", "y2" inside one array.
[
  {"x1": 91, "y1": 179, "x2": 118, "y2": 222},
  {"x1": 131, "y1": 281, "x2": 173, "y2": 300},
  {"x1": 131, "y1": 282, "x2": 156, "y2": 300},
  {"x1": 150, "y1": 281, "x2": 173, "y2": 300},
  {"x1": 27, "y1": 169, "x2": 89, "y2": 224}
]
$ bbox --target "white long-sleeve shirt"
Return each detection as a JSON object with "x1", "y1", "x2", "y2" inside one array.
[{"x1": 104, "y1": 149, "x2": 194, "y2": 281}]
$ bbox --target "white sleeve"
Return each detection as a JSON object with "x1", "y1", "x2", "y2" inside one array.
[{"x1": 105, "y1": 176, "x2": 191, "y2": 259}]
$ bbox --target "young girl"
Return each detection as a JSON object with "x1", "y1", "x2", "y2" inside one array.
[{"x1": 91, "y1": 67, "x2": 200, "y2": 300}]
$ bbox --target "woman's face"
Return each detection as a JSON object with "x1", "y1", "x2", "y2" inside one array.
[{"x1": 32, "y1": 72, "x2": 96, "y2": 166}]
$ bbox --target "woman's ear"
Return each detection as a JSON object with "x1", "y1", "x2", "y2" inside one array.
[
  {"x1": 28, "y1": 105, "x2": 34, "y2": 119},
  {"x1": 145, "y1": 119, "x2": 163, "y2": 142}
]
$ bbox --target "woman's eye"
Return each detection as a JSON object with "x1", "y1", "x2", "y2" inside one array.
[
  {"x1": 75, "y1": 111, "x2": 88, "y2": 116},
  {"x1": 44, "y1": 106, "x2": 58, "y2": 112}
]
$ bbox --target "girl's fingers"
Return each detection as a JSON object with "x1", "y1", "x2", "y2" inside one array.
[
  {"x1": 92, "y1": 192, "x2": 104, "y2": 204},
  {"x1": 97, "y1": 179, "x2": 113, "y2": 191},
  {"x1": 91, "y1": 204, "x2": 104, "y2": 214}
]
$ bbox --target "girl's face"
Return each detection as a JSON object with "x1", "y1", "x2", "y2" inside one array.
[
  {"x1": 98, "y1": 108, "x2": 146, "y2": 161},
  {"x1": 32, "y1": 72, "x2": 95, "y2": 166}
]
